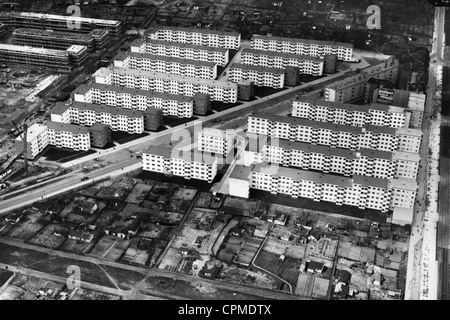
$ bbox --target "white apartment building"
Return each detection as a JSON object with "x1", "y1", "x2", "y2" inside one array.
[
  {"x1": 228, "y1": 63, "x2": 285, "y2": 89},
  {"x1": 50, "y1": 102, "x2": 145, "y2": 134},
  {"x1": 247, "y1": 113, "x2": 422, "y2": 153},
  {"x1": 113, "y1": 51, "x2": 218, "y2": 80},
  {"x1": 197, "y1": 128, "x2": 235, "y2": 155},
  {"x1": 73, "y1": 83, "x2": 193, "y2": 118},
  {"x1": 239, "y1": 48, "x2": 324, "y2": 76},
  {"x1": 229, "y1": 164, "x2": 417, "y2": 213},
  {"x1": 251, "y1": 35, "x2": 353, "y2": 61},
  {"x1": 130, "y1": 39, "x2": 229, "y2": 66},
  {"x1": 46, "y1": 121, "x2": 91, "y2": 151},
  {"x1": 142, "y1": 146, "x2": 219, "y2": 183},
  {"x1": 325, "y1": 58, "x2": 399, "y2": 103},
  {"x1": 243, "y1": 133, "x2": 420, "y2": 179},
  {"x1": 292, "y1": 99, "x2": 410, "y2": 128},
  {"x1": 93, "y1": 67, "x2": 238, "y2": 103},
  {"x1": 147, "y1": 26, "x2": 241, "y2": 50},
  {"x1": 15, "y1": 123, "x2": 49, "y2": 159}
]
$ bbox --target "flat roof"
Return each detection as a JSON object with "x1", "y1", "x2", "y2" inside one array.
[
  {"x1": 199, "y1": 128, "x2": 232, "y2": 139},
  {"x1": 250, "y1": 112, "x2": 362, "y2": 134},
  {"x1": 252, "y1": 34, "x2": 353, "y2": 49},
  {"x1": 145, "y1": 146, "x2": 219, "y2": 165},
  {"x1": 66, "y1": 45, "x2": 87, "y2": 53},
  {"x1": 359, "y1": 148, "x2": 393, "y2": 160},
  {"x1": 388, "y1": 178, "x2": 418, "y2": 191},
  {"x1": 364, "y1": 124, "x2": 396, "y2": 135},
  {"x1": 391, "y1": 151, "x2": 421, "y2": 162},
  {"x1": 396, "y1": 127, "x2": 423, "y2": 137},
  {"x1": 115, "y1": 51, "x2": 217, "y2": 68},
  {"x1": 17, "y1": 11, "x2": 120, "y2": 26},
  {"x1": 298, "y1": 98, "x2": 406, "y2": 113},
  {"x1": 70, "y1": 101, "x2": 146, "y2": 118},
  {"x1": 252, "y1": 163, "x2": 354, "y2": 188},
  {"x1": 13, "y1": 28, "x2": 100, "y2": 41},
  {"x1": 230, "y1": 165, "x2": 252, "y2": 180},
  {"x1": 241, "y1": 48, "x2": 323, "y2": 62},
  {"x1": 352, "y1": 175, "x2": 389, "y2": 189},
  {"x1": 363, "y1": 59, "x2": 399, "y2": 75},
  {"x1": 0, "y1": 43, "x2": 70, "y2": 57},
  {"x1": 148, "y1": 26, "x2": 240, "y2": 37},
  {"x1": 76, "y1": 82, "x2": 194, "y2": 103},
  {"x1": 46, "y1": 121, "x2": 90, "y2": 134},
  {"x1": 51, "y1": 102, "x2": 71, "y2": 115},
  {"x1": 109, "y1": 67, "x2": 238, "y2": 89},
  {"x1": 326, "y1": 73, "x2": 370, "y2": 90},
  {"x1": 16, "y1": 123, "x2": 47, "y2": 142},
  {"x1": 230, "y1": 63, "x2": 285, "y2": 74},
  {"x1": 145, "y1": 39, "x2": 229, "y2": 53}
]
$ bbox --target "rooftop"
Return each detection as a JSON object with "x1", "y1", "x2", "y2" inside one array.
[
  {"x1": 0, "y1": 43, "x2": 71, "y2": 57},
  {"x1": 297, "y1": 98, "x2": 406, "y2": 114},
  {"x1": 77, "y1": 81, "x2": 194, "y2": 103},
  {"x1": 230, "y1": 165, "x2": 252, "y2": 180},
  {"x1": 13, "y1": 28, "x2": 106, "y2": 41},
  {"x1": 15, "y1": 123, "x2": 47, "y2": 142},
  {"x1": 252, "y1": 34, "x2": 353, "y2": 49},
  {"x1": 395, "y1": 127, "x2": 423, "y2": 137},
  {"x1": 252, "y1": 163, "x2": 355, "y2": 188},
  {"x1": 229, "y1": 62, "x2": 285, "y2": 74},
  {"x1": 388, "y1": 178, "x2": 418, "y2": 191},
  {"x1": 46, "y1": 121, "x2": 90, "y2": 134},
  {"x1": 241, "y1": 48, "x2": 323, "y2": 62},
  {"x1": 145, "y1": 39, "x2": 229, "y2": 53},
  {"x1": 199, "y1": 128, "x2": 233, "y2": 139},
  {"x1": 68, "y1": 101, "x2": 147, "y2": 118},
  {"x1": 144, "y1": 146, "x2": 219, "y2": 165},
  {"x1": 391, "y1": 151, "x2": 421, "y2": 162},
  {"x1": 108, "y1": 67, "x2": 238, "y2": 89},
  {"x1": 326, "y1": 73, "x2": 370, "y2": 90},
  {"x1": 5, "y1": 11, "x2": 121, "y2": 26},
  {"x1": 148, "y1": 26, "x2": 240, "y2": 37},
  {"x1": 352, "y1": 175, "x2": 389, "y2": 189},
  {"x1": 115, "y1": 51, "x2": 217, "y2": 68}
]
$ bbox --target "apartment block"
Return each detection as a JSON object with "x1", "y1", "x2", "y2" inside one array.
[
  {"x1": 73, "y1": 83, "x2": 194, "y2": 118},
  {"x1": 237, "y1": 81, "x2": 255, "y2": 101},
  {"x1": 244, "y1": 133, "x2": 420, "y2": 179},
  {"x1": 197, "y1": 128, "x2": 235, "y2": 155},
  {"x1": 88, "y1": 123, "x2": 111, "y2": 148},
  {"x1": 142, "y1": 146, "x2": 219, "y2": 183},
  {"x1": 292, "y1": 99, "x2": 410, "y2": 128},
  {"x1": 0, "y1": 43, "x2": 87, "y2": 71},
  {"x1": 13, "y1": 28, "x2": 109, "y2": 52},
  {"x1": 321, "y1": 54, "x2": 337, "y2": 74},
  {"x1": 239, "y1": 48, "x2": 324, "y2": 76},
  {"x1": 0, "y1": 11, "x2": 122, "y2": 37},
  {"x1": 247, "y1": 112, "x2": 422, "y2": 153},
  {"x1": 230, "y1": 164, "x2": 417, "y2": 213},
  {"x1": 250, "y1": 34, "x2": 353, "y2": 61},
  {"x1": 14, "y1": 124, "x2": 49, "y2": 159},
  {"x1": 51, "y1": 102, "x2": 149, "y2": 133},
  {"x1": 147, "y1": 26, "x2": 241, "y2": 50},
  {"x1": 325, "y1": 58, "x2": 399, "y2": 103},
  {"x1": 143, "y1": 107, "x2": 164, "y2": 131},
  {"x1": 113, "y1": 51, "x2": 218, "y2": 80},
  {"x1": 130, "y1": 39, "x2": 229, "y2": 66},
  {"x1": 93, "y1": 67, "x2": 238, "y2": 103},
  {"x1": 371, "y1": 89, "x2": 425, "y2": 128},
  {"x1": 46, "y1": 121, "x2": 91, "y2": 151},
  {"x1": 228, "y1": 63, "x2": 285, "y2": 89}
]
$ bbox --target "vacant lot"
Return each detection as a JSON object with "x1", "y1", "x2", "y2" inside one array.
[
  {"x1": 28, "y1": 225, "x2": 66, "y2": 249},
  {"x1": 255, "y1": 250, "x2": 301, "y2": 286},
  {"x1": 7, "y1": 222, "x2": 43, "y2": 241}
]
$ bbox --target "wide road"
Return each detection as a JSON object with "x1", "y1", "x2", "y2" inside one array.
[{"x1": 0, "y1": 237, "x2": 304, "y2": 300}]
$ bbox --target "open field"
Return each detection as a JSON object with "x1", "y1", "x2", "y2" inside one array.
[
  {"x1": 254, "y1": 250, "x2": 301, "y2": 286},
  {"x1": 7, "y1": 222, "x2": 43, "y2": 241},
  {"x1": 59, "y1": 239, "x2": 94, "y2": 255},
  {"x1": 27, "y1": 225, "x2": 66, "y2": 249}
]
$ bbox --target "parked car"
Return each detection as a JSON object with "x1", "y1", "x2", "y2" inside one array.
[{"x1": 81, "y1": 176, "x2": 89, "y2": 181}]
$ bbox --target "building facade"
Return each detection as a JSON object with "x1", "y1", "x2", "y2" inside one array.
[
  {"x1": 14, "y1": 124, "x2": 49, "y2": 159},
  {"x1": 13, "y1": 28, "x2": 109, "y2": 52},
  {"x1": 130, "y1": 39, "x2": 229, "y2": 66},
  {"x1": 147, "y1": 26, "x2": 241, "y2": 50},
  {"x1": 46, "y1": 121, "x2": 91, "y2": 151},
  {"x1": 73, "y1": 83, "x2": 193, "y2": 118},
  {"x1": 0, "y1": 23, "x2": 6, "y2": 38},
  {"x1": 197, "y1": 128, "x2": 235, "y2": 155},
  {"x1": 247, "y1": 112, "x2": 422, "y2": 153},
  {"x1": 243, "y1": 133, "x2": 420, "y2": 179},
  {"x1": 239, "y1": 48, "x2": 324, "y2": 76},
  {"x1": 251, "y1": 35, "x2": 353, "y2": 61},
  {"x1": 0, "y1": 43, "x2": 87, "y2": 71},
  {"x1": 292, "y1": 99, "x2": 410, "y2": 128},
  {"x1": 113, "y1": 51, "x2": 218, "y2": 80},
  {"x1": 142, "y1": 146, "x2": 219, "y2": 183},
  {"x1": 0, "y1": 11, "x2": 122, "y2": 37},
  {"x1": 93, "y1": 67, "x2": 238, "y2": 103},
  {"x1": 230, "y1": 164, "x2": 417, "y2": 213},
  {"x1": 228, "y1": 63, "x2": 285, "y2": 89}
]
